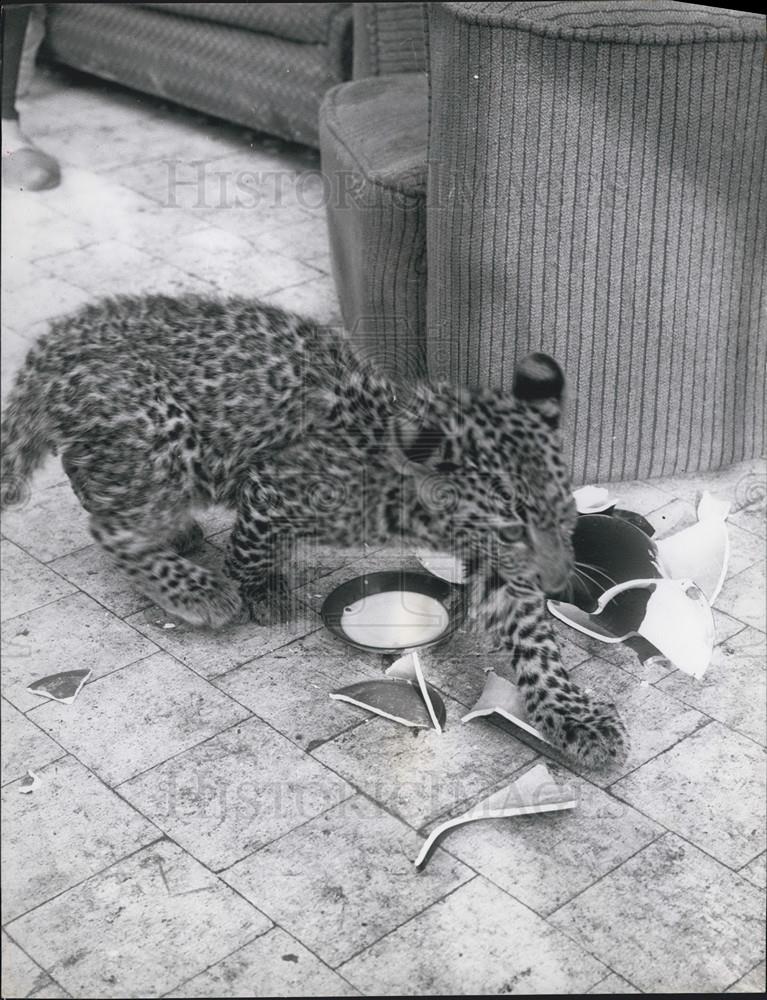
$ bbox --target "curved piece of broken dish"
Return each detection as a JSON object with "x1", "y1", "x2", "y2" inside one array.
[
  {"x1": 550, "y1": 577, "x2": 714, "y2": 678},
  {"x1": 572, "y1": 485, "x2": 617, "y2": 513},
  {"x1": 384, "y1": 652, "x2": 444, "y2": 732},
  {"x1": 330, "y1": 652, "x2": 446, "y2": 730},
  {"x1": 461, "y1": 671, "x2": 548, "y2": 744},
  {"x1": 655, "y1": 491, "x2": 730, "y2": 603},
  {"x1": 414, "y1": 762, "x2": 577, "y2": 869},
  {"x1": 27, "y1": 669, "x2": 91, "y2": 704}
]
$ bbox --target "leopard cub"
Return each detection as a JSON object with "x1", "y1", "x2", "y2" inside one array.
[{"x1": 1, "y1": 294, "x2": 627, "y2": 768}]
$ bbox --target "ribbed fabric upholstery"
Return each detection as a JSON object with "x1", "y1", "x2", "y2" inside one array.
[
  {"x1": 45, "y1": 3, "x2": 353, "y2": 147},
  {"x1": 352, "y1": 2, "x2": 428, "y2": 78},
  {"x1": 320, "y1": 75, "x2": 428, "y2": 381},
  {"x1": 427, "y1": 2, "x2": 766, "y2": 484}
]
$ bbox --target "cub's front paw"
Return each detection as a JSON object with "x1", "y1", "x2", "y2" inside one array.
[{"x1": 241, "y1": 572, "x2": 295, "y2": 625}]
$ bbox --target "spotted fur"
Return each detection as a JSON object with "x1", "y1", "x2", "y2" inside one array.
[{"x1": 1, "y1": 294, "x2": 627, "y2": 768}]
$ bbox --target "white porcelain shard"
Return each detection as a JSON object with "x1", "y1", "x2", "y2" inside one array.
[
  {"x1": 414, "y1": 762, "x2": 577, "y2": 869},
  {"x1": 461, "y1": 671, "x2": 549, "y2": 745},
  {"x1": 384, "y1": 651, "x2": 443, "y2": 733},
  {"x1": 655, "y1": 491, "x2": 731, "y2": 603}
]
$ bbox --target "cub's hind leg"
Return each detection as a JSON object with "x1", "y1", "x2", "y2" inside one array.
[{"x1": 90, "y1": 515, "x2": 242, "y2": 627}]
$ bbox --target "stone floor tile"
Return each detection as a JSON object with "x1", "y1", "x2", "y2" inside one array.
[
  {"x1": 30, "y1": 652, "x2": 250, "y2": 785},
  {"x1": 592, "y1": 477, "x2": 676, "y2": 514},
  {"x1": 550, "y1": 834, "x2": 765, "y2": 993},
  {"x1": 726, "y1": 520, "x2": 766, "y2": 577},
  {"x1": 223, "y1": 795, "x2": 473, "y2": 968},
  {"x1": 656, "y1": 627, "x2": 765, "y2": 745},
  {"x1": 444, "y1": 769, "x2": 662, "y2": 916},
  {"x1": 651, "y1": 458, "x2": 765, "y2": 510},
  {"x1": 1, "y1": 540, "x2": 76, "y2": 622},
  {"x1": 727, "y1": 960, "x2": 766, "y2": 993},
  {"x1": 1, "y1": 699, "x2": 64, "y2": 785},
  {"x1": 1, "y1": 253, "x2": 53, "y2": 295},
  {"x1": 124, "y1": 604, "x2": 319, "y2": 679},
  {"x1": 166, "y1": 927, "x2": 358, "y2": 998},
  {"x1": 42, "y1": 238, "x2": 192, "y2": 297},
  {"x1": 2, "y1": 930, "x2": 56, "y2": 1000},
  {"x1": 729, "y1": 492, "x2": 766, "y2": 539},
  {"x1": 2, "y1": 756, "x2": 158, "y2": 923},
  {"x1": 167, "y1": 226, "x2": 321, "y2": 298},
  {"x1": 567, "y1": 658, "x2": 708, "y2": 786},
  {"x1": 587, "y1": 971, "x2": 640, "y2": 993},
  {"x1": 339, "y1": 876, "x2": 608, "y2": 995},
  {"x1": 0, "y1": 482, "x2": 91, "y2": 563},
  {"x1": 23, "y1": 982, "x2": 70, "y2": 999},
  {"x1": 27, "y1": 453, "x2": 68, "y2": 493},
  {"x1": 645, "y1": 497, "x2": 697, "y2": 537},
  {"x1": 313, "y1": 696, "x2": 537, "y2": 829},
  {"x1": 613, "y1": 722, "x2": 766, "y2": 869},
  {"x1": 716, "y1": 561, "x2": 766, "y2": 633},
  {"x1": 48, "y1": 543, "x2": 153, "y2": 619},
  {"x1": 6, "y1": 839, "x2": 269, "y2": 1000},
  {"x1": 214, "y1": 629, "x2": 385, "y2": 751},
  {"x1": 1, "y1": 325, "x2": 33, "y2": 398},
  {"x1": 1, "y1": 592, "x2": 157, "y2": 712},
  {"x1": 739, "y1": 851, "x2": 766, "y2": 890},
  {"x1": 121, "y1": 716, "x2": 351, "y2": 870},
  {"x1": 247, "y1": 213, "x2": 331, "y2": 263},
  {"x1": 263, "y1": 276, "x2": 342, "y2": 326},
  {"x1": 0, "y1": 276, "x2": 91, "y2": 328}
]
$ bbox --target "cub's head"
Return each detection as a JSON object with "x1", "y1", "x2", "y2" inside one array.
[{"x1": 396, "y1": 353, "x2": 577, "y2": 594}]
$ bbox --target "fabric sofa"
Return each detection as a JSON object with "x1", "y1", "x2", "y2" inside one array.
[
  {"x1": 320, "y1": 2, "x2": 766, "y2": 484},
  {"x1": 44, "y1": 2, "x2": 353, "y2": 147}
]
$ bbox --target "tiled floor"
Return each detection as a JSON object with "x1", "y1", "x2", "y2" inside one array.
[{"x1": 2, "y1": 66, "x2": 766, "y2": 998}]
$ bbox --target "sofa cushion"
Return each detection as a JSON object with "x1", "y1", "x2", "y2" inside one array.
[
  {"x1": 141, "y1": 3, "x2": 351, "y2": 45},
  {"x1": 46, "y1": 3, "x2": 349, "y2": 146}
]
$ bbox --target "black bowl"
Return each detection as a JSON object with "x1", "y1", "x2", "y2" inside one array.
[{"x1": 321, "y1": 570, "x2": 465, "y2": 654}]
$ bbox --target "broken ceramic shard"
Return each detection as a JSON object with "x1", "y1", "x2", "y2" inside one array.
[
  {"x1": 655, "y1": 491, "x2": 730, "y2": 603},
  {"x1": 330, "y1": 651, "x2": 446, "y2": 730},
  {"x1": 572, "y1": 485, "x2": 617, "y2": 513},
  {"x1": 414, "y1": 547, "x2": 466, "y2": 585},
  {"x1": 18, "y1": 770, "x2": 40, "y2": 794},
  {"x1": 461, "y1": 671, "x2": 549, "y2": 745},
  {"x1": 27, "y1": 668, "x2": 91, "y2": 704},
  {"x1": 384, "y1": 651, "x2": 444, "y2": 733},
  {"x1": 549, "y1": 577, "x2": 714, "y2": 679},
  {"x1": 415, "y1": 762, "x2": 577, "y2": 870},
  {"x1": 548, "y1": 495, "x2": 729, "y2": 678}
]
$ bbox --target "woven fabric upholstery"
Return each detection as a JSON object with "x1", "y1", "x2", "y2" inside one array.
[
  {"x1": 353, "y1": 2, "x2": 428, "y2": 78},
  {"x1": 45, "y1": 3, "x2": 352, "y2": 146},
  {"x1": 320, "y1": 74, "x2": 428, "y2": 381},
  {"x1": 426, "y1": 1, "x2": 766, "y2": 483},
  {"x1": 141, "y1": 3, "x2": 351, "y2": 45}
]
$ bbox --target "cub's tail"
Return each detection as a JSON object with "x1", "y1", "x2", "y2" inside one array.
[{"x1": 1, "y1": 347, "x2": 56, "y2": 510}]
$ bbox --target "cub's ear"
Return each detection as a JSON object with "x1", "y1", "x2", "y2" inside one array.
[{"x1": 512, "y1": 353, "x2": 565, "y2": 428}]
